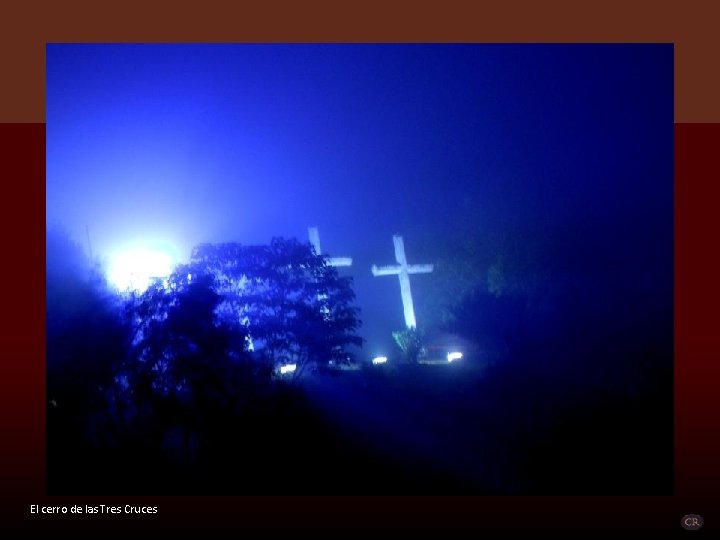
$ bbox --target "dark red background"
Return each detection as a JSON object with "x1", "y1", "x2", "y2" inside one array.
[{"x1": 0, "y1": 122, "x2": 717, "y2": 531}]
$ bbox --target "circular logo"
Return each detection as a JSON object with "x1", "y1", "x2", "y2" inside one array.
[{"x1": 681, "y1": 514, "x2": 704, "y2": 531}]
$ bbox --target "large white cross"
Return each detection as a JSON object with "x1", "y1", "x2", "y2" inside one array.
[
  {"x1": 371, "y1": 235, "x2": 433, "y2": 328},
  {"x1": 308, "y1": 226, "x2": 352, "y2": 267}
]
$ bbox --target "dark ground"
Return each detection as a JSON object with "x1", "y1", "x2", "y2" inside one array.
[
  {"x1": 49, "y1": 352, "x2": 671, "y2": 495},
  {"x1": 300, "y1": 356, "x2": 672, "y2": 495}
]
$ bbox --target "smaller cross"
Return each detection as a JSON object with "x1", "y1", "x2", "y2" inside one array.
[{"x1": 308, "y1": 226, "x2": 352, "y2": 267}]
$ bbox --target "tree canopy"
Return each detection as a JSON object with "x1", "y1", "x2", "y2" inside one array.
[{"x1": 124, "y1": 237, "x2": 363, "y2": 389}]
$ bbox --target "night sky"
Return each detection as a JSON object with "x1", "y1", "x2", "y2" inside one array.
[{"x1": 46, "y1": 44, "x2": 673, "y2": 353}]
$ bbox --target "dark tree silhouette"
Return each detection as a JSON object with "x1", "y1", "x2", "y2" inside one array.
[
  {"x1": 109, "y1": 271, "x2": 261, "y2": 474},
  {"x1": 46, "y1": 227, "x2": 130, "y2": 492},
  {"x1": 186, "y1": 237, "x2": 363, "y2": 378},
  {"x1": 100, "y1": 237, "x2": 364, "y2": 490}
]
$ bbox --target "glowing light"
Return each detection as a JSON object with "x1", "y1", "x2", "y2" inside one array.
[
  {"x1": 279, "y1": 363, "x2": 296, "y2": 375},
  {"x1": 108, "y1": 247, "x2": 176, "y2": 292},
  {"x1": 370, "y1": 235, "x2": 434, "y2": 329},
  {"x1": 447, "y1": 351, "x2": 463, "y2": 362},
  {"x1": 372, "y1": 356, "x2": 388, "y2": 365}
]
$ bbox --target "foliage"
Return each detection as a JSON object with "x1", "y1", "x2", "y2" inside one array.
[
  {"x1": 116, "y1": 236, "x2": 363, "y2": 405},
  {"x1": 47, "y1": 233, "x2": 364, "y2": 491},
  {"x1": 392, "y1": 326, "x2": 425, "y2": 363},
  {"x1": 87, "y1": 236, "x2": 364, "y2": 481},
  {"x1": 410, "y1": 230, "x2": 545, "y2": 368},
  {"x1": 186, "y1": 237, "x2": 363, "y2": 377},
  {"x1": 120, "y1": 271, "x2": 253, "y2": 409},
  {"x1": 415, "y1": 225, "x2": 549, "y2": 333}
]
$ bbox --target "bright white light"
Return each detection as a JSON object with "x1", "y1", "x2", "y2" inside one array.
[
  {"x1": 372, "y1": 356, "x2": 388, "y2": 365},
  {"x1": 447, "y1": 351, "x2": 463, "y2": 362},
  {"x1": 108, "y1": 247, "x2": 175, "y2": 293},
  {"x1": 279, "y1": 363, "x2": 296, "y2": 375}
]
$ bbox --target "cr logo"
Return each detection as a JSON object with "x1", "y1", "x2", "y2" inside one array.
[{"x1": 681, "y1": 514, "x2": 704, "y2": 531}]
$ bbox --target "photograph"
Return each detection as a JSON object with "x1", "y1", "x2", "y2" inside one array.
[{"x1": 46, "y1": 43, "x2": 673, "y2": 495}]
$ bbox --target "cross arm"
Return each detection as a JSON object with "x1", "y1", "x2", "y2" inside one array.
[
  {"x1": 328, "y1": 256, "x2": 353, "y2": 267},
  {"x1": 371, "y1": 264, "x2": 401, "y2": 276},
  {"x1": 406, "y1": 264, "x2": 434, "y2": 274}
]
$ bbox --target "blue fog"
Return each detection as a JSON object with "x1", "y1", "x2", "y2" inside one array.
[{"x1": 46, "y1": 43, "x2": 673, "y2": 355}]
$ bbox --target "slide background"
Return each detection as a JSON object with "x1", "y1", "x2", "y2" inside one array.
[{"x1": 1, "y1": 0, "x2": 718, "y2": 531}]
